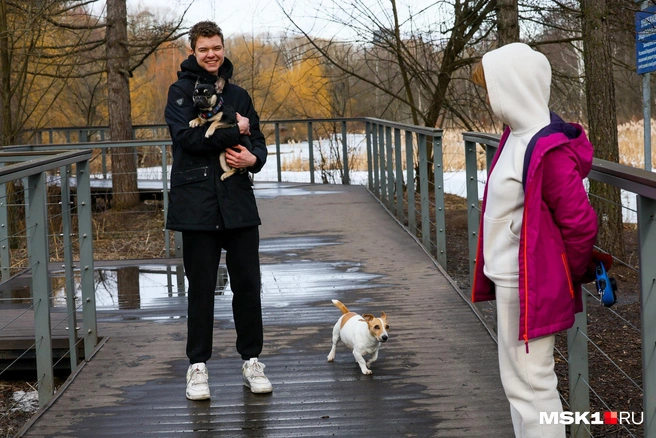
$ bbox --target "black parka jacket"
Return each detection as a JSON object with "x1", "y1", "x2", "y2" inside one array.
[{"x1": 164, "y1": 56, "x2": 267, "y2": 231}]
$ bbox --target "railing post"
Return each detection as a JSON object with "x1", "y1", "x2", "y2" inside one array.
[
  {"x1": 418, "y1": 134, "x2": 430, "y2": 250},
  {"x1": 366, "y1": 122, "x2": 373, "y2": 191},
  {"x1": 275, "y1": 122, "x2": 282, "y2": 182},
  {"x1": 386, "y1": 126, "x2": 394, "y2": 213},
  {"x1": 405, "y1": 130, "x2": 416, "y2": 236},
  {"x1": 308, "y1": 122, "x2": 315, "y2": 184},
  {"x1": 378, "y1": 125, "x2": 387, "y2": 205},
  {"x1": 342, "y1": 120, "x2": 349, "y2": 185},
  {"x1": 101, "y1": 131, "x2": 108, "y2": 179},
  {"x1": 0, "y1": 167, "x2": 10, "y2": 281},
  {"x1": 76, "y1": 160, "x2": 98, "y2": 360},
  {"x1": 60, "y1": 165, "x2": 79, "y2": 370},
  {"x1": 465, "y1": 139, "x2": 480, "y2": 287},
  {"x1": 161, "y1": 145, "x2": 171, "y2": 258},
  {"x1": 638, "y1": 195, "x2": 656, "y2": 438},
  {"x1": 433, "y1": 134, "x2": 446, "y2": 268},
  {"x1": 567, "y1": 298, "x2": 590, "y2": 438},
  {"x1": 26, "y1": 172, "x2": 54, "y2": 407},
  {"x1": 372, "y1": 124, "x2": 380, "y2": 196},
  {"x1": 394, "y1": 128, "x2": 403, "y2": 222}
]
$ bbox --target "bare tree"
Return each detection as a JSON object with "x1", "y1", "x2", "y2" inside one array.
[
  {"x1": 106, "y1": 0, "x2": 138, "y2": 209},
  {"x1": 0, "y1": 1, "x2": 187, "y2": 210},
  {"x1": 496, "y1": 0, "x2": 519, "y2": 46},
  {"x1": 581, "y1": 0, "x2": 624, "y2": 256},
  {"x1": 282, "y1": 0, "x2": 498, "y2": 129}
]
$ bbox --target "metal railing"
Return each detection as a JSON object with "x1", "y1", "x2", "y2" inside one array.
[
  {"x1": 0, "y1": 150, "x2": 98, "y2": 409},
  {"x1": 23, "y1": 120, "x2": 656, "y2": 437}
]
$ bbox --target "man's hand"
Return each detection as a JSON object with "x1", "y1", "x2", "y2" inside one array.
[
  {"x1": 236, "y1": 113, "x2": 250, "y2": 135},
  {"x1": 225, "y1": 145, "x2": 257, "y2": 169}
]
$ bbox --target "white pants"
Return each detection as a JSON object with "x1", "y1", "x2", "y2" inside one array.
[{"x1": 496, "y1": 284, "x2": 565, "y2": 438}]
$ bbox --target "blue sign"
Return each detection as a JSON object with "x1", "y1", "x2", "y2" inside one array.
[{"x1": 637, "y1": 6, "x2": 656, "y2": 74}]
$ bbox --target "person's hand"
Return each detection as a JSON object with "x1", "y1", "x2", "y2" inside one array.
[
  {"x1": 236, "y1": 113, "x2": 251, "y2": 135},
  {"x1": 225, "y1": 145, "x2": 256, "y2": 169},
  {"x1": 581, "y1": 250, "x2": 614, "y2": 283}
]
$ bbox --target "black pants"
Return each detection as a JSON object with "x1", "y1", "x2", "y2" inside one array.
[{"x1": 182, "y1": 227, "x2": 263, "y2": 363}]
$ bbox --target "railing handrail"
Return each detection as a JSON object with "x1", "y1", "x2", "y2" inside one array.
[
  {"x1": 463, "y1": 130, "x2": 656, "y2": 199},
  {"x1": 3, "y1": 140, "x2": 171, "y2": 151},
  {"x1": 0, "y1": 150, "x2": 93, "y2": 184},
  {"x1": 30, "y1": 118, "x2": 445, "y2": 139}
]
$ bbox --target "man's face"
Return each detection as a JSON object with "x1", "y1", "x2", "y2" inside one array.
[{"x1": 193, "y1": 35, "x2": 224, "y2": 75}]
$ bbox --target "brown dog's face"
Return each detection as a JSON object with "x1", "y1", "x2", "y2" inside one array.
[
  {"x1": 192, "y1": 83, "x2": 219, "y2": 110},
  {"x1": 363, "y1": 312, "x2": 389, "y2": 343}
]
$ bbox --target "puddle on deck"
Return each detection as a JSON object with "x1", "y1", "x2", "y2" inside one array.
[{"x1": 30, "y1": 236, "x2": 382, "y2": 317}]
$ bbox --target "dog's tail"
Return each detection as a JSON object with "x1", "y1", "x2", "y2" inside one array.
[{"x1": 332, "y1": 299, "x2": 350, "y2": 314}]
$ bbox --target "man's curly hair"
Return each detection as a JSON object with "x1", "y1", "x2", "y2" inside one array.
[{"x1": 189, "y1": 21, "x2": 224, "y2": 51}]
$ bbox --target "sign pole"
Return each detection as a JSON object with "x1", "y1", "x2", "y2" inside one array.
[
  {"x1": 644, "y1": 73, "x2": 651, "y2": 172},
  {"x1": 637, "y1": 1, "x2": 654, "y2": 171}
]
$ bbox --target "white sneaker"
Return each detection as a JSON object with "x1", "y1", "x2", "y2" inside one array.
[
  {"x1": 186, "y1": 363, "x2": 210, "y2": 400},
  {"x1": 242, "y1": 358, "x2": 273, "y2": 394}
]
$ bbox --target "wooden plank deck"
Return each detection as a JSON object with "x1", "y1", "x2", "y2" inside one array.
[{"x1": 17, "y1": 183, "x2": 513, "y2": 437}]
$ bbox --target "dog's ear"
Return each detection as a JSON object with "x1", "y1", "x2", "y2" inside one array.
[
  {"x1": 362, "y1": 314, "x2": 374, "y2": 322},
  {"x1": 195, "y1": 78, "x2": 200, "y2": 88},
  {"x1": 380, "y1": 311, "x2": 387, "y2": 320},
  {"x1": 215, "y1": 77, "x2": 226, "y2": 94}
]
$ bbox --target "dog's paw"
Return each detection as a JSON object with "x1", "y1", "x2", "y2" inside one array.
[
  {"x1": 362, "y1": 369, "x2": 373, "y2": 375},
  {"x1": 327, "y1": 355, "x2": 334, "y2": 362},
  {"x1": 220, "y1": 171, "x2": 234, "y2": 181},
  {"x1": 189, "y1": 118, "x2": 202, "y2": 128}
]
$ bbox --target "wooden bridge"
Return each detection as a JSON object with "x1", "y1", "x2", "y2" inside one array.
[{"x1": 14, "y1": 182, "x2": 513, "y2": 437}]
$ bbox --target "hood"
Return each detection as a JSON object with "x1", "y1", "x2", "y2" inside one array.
[
  {"x1": 177, "y1": 55, "x2": 234, "y2": 84},
  {"x1": 521, "y1": 112, "x2": 594, "y2": 187},
  {"x1": 482, "y1": 43, "x2": 551, "y2": 134}
]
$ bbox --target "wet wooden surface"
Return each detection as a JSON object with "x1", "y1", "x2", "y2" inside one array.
[{"x1": 19, "y1": 183, "x2": 513, "y2": 437}]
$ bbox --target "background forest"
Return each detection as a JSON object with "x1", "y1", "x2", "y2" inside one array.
[{"x1": 1, "y1": 1, "x2": 647, "y2": 142}]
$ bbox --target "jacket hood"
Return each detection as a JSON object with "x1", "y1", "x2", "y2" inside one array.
[
  {"x1": 178, "y1": 55, "x2": 234, "y2": 84},
  {"x1": 482, "y1": 43, "x2": 551, "y2": 134},
  {"x1": 521, "y1": 112, "x2": 594, "y2": 186}
]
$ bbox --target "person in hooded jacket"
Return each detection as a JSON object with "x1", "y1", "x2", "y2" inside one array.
[
  {"x1": 164, "y1": 21, "x2": 272, "y2": 400},
  {"x1": 470, "y1": 43, "x2": 598, "y2": 437}
]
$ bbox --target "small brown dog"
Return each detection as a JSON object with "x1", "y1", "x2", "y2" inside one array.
[
  {"x1": 327, "y1": 300, "x2": 389, "y2": 375},
  {"x1": 189, "y1": 77, "x2": 244, "y2": 181}
]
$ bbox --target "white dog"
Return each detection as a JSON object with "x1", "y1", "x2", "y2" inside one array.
[{"x1": 327, "y1": 299, "x2": 389, "y2": 375}]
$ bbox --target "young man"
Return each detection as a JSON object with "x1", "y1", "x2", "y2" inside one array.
[{"x1": 164, "y1": 21, "x2": 271, "y2": 400}]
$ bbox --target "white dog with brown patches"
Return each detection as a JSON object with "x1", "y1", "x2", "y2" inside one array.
[{"x1": 327, "y1": 299, "x2": 389, "y2": 375}]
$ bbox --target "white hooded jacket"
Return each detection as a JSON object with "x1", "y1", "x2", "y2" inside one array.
[{"x1": 481, "y1": 43, "x2": 552, "y2": 287}]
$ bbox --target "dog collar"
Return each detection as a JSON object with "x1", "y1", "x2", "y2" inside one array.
[{"x1": 199, "y1": 97, "x2": 224, "y2": 120}]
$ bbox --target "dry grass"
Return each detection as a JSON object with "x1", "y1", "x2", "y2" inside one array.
[{"x1": 617, "y1": 119, "x2": 656, "y2": 168}]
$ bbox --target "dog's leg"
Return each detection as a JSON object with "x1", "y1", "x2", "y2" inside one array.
[
  {"x1": 366, "y1": 349, "x2": 379, "y2": 368},
  {"x1": 352, "y1": 350, "x2": 372, "y2": 375},
  {"x1": 189, "y1": 117, "x2": 206, "y2": 128},
  {"x1": 327, "y1": 323, "x2": 341, "y2": 362},
  {"x1": 205, "y1": 117, "x2": 223, "y2": 138},
  {"x1": 219, "y1": 152, "x2": 237, "y2": 181}
]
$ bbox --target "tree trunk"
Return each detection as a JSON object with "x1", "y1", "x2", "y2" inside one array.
[
  {"x1": 0, "y1": 0, "x2": 13, "y2": 146},
  {"x1": 106, "y1": 0, "x2": 139, "y2": 209},
  {"x1": 496, "y1": 0, "x2": 519, "y2": 47},
  {"x1": 581, "y1": 0, "x2": 624, "y2": 257}
]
